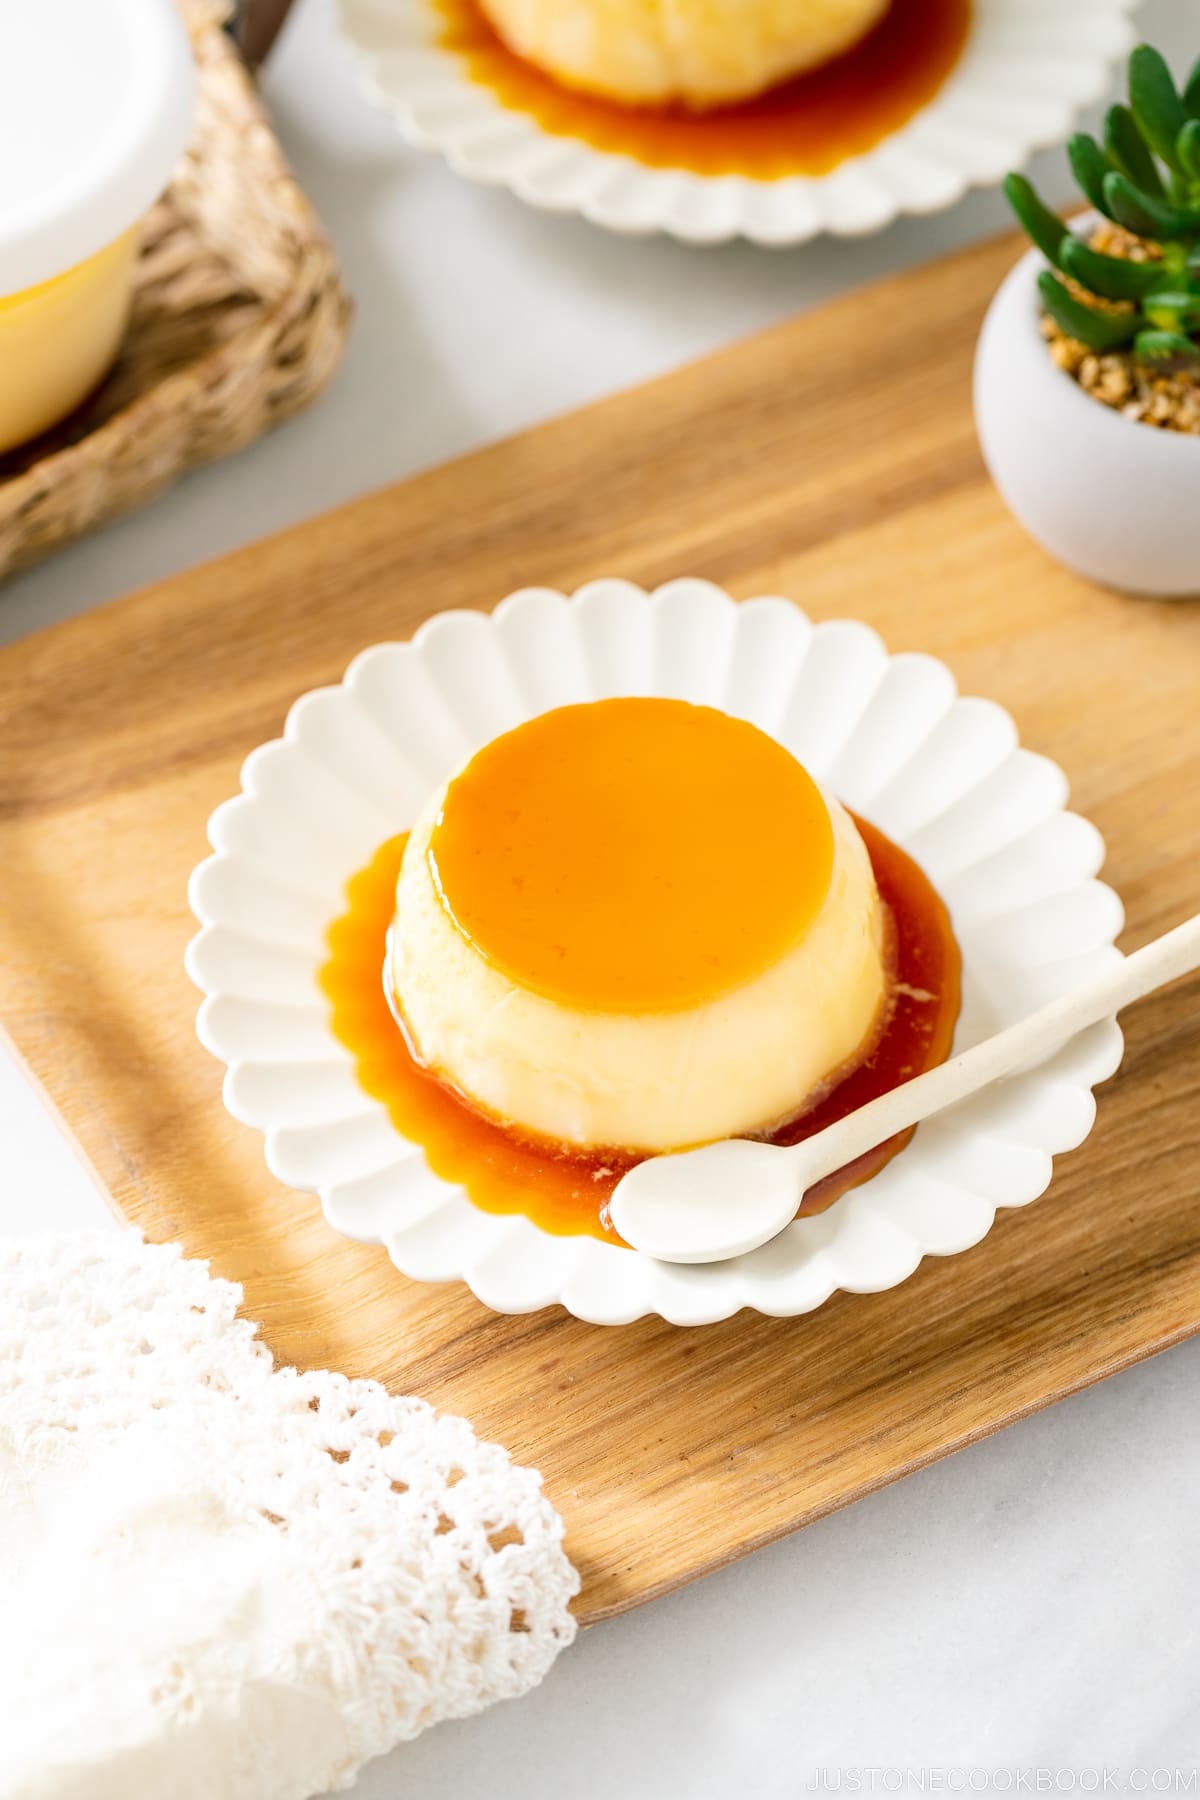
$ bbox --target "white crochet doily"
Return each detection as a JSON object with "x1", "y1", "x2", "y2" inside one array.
[{"x1": 0, "y1": 1231, "x2": 578, "y2": 1800}]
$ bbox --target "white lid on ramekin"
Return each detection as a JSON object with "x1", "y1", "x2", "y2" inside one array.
[{"x1": 0, "y1": 0, "x2": 196, "y2": 298}]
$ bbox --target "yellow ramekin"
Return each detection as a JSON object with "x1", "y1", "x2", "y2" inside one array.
[
  {"x1": 0, "y1": 228, "x2": 139, "y2": 454},
  {"x1": 0, "y1": 0, "x2": 196, "y2": 457}
]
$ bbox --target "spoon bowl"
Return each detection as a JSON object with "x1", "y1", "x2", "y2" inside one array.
[{"x1": 609, "y1": 1137, "x2": 807, "y2": 1264}]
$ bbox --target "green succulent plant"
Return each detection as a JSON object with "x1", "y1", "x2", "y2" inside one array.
[{"x1": 1004, "y1": 44, "x2": 1200, "y2": 364}]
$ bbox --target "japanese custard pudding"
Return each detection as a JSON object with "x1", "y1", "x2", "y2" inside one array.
[
  {"x1": 475, "y1": 0, "x2": 890, "y2": 107},
  {"x1": 388, "y1": 697, "x2": 890, "y2": 1154}
]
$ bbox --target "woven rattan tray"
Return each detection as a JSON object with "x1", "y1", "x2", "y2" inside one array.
[{"x1": 0, "y1": 0, "x2": 351, "y2": 582}]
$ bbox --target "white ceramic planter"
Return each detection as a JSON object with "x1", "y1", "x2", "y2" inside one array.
[{"x1": 974, "y1": 236, "x2": 1200, "y2": 600}]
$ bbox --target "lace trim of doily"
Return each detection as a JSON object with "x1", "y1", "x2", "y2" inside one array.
[{"x1": 0, "y1": 1231, "x2": 578, "y2": 1800}]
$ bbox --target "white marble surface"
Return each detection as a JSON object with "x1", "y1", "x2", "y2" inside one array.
[{"x1": 3, "y1": 0, "x2": 1197, "y2": 1789}]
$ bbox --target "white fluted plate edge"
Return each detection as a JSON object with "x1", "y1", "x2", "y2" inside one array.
[
  {"x1": 187, "y1": 580, "x2": 1125, "y2": 1325},
  {"x1": 334, "y1": 0, "x2": 1139, "y2": 245}
]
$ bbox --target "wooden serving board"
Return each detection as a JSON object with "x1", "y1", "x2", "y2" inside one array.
[{"x1": 2, "y1": 231, "x2": 1198, "y2": 1626}]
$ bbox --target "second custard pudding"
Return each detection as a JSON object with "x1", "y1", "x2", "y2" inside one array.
[
  {"x1": 474, "y1": 0, "x2": 890, "y2": 108},
  {"x1": 389, "y1": 697, "x2": 890, "y2": 1153}
]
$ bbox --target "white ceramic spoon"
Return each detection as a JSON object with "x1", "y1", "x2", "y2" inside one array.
[{"x1": 609, "y1": 911, "x2": 1200, "y2": 1265}]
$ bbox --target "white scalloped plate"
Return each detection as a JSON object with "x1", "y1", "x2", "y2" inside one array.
[
  {"x1": 187, "y1": 580, "x2": 1125, "y2": 1325},
  {"x1": 335, "y1": 0, "x2": 1138, "y2": 245}
]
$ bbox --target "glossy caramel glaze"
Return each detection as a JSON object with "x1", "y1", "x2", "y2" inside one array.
[
  {"x1": 428, "y1": 698, "x2": 833, "y2": 1013},
  {"x1": 321, "y1": 811, "x2": 961, "y2": 1243},
  {"x1": 434, "y1": 0, "x2": 970, "y2": 179}
]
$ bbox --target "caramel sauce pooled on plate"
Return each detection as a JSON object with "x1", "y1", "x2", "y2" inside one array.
[
  {"x1": 433, "y1": 0, "x2": 971, "y2": 180},
  {"x1": 320, "y1": 813, "x2": 961, "y2": 1245}
]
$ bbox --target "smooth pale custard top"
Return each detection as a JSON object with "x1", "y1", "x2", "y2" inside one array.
[{"x1": 426, "y1": 697, "x2": 835, "y2": 1014}]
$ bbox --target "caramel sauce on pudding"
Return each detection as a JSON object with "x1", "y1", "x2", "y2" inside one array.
[
  {"x1": 427, "y1": 698, "x2": 834, "y2": 1013},
  {"x1": 321, "y1": 811, "x2": 960, "y2": 1244},
  {"x1": 433, "y1": 0, "x2": 970, "y2": 180}
]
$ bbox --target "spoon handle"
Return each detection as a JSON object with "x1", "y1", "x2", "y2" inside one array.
[{"x1": 801, "y1": 910, "x2": 1200, "y2": 1189}]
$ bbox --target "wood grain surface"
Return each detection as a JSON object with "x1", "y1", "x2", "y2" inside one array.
[{"x1": 2, "y1": 230, "x2": 1198, "y2": 1625}]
